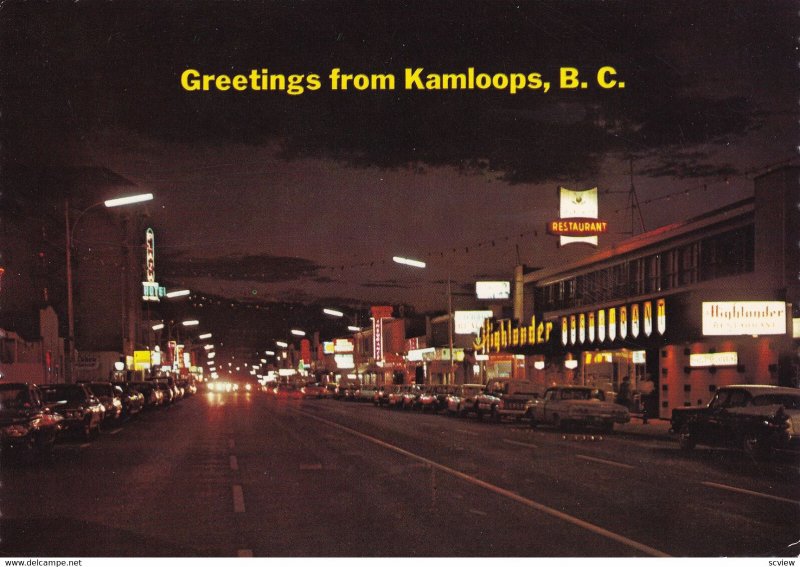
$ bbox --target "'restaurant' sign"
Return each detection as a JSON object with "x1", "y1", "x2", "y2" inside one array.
[
  {"x1": 548, "y1": 187, "x2": 608, "y2": 247},
  {"x1": 560, "y1": 298, "x2": 666, "y2": 347},
  {"x1": 702, "y1": 301, "x2": 786, "y2": 336},
  {"x1": 370, "y1": 305, "x2": 392, "y2": 361}
]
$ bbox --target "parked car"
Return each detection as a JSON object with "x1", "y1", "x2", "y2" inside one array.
[
  {"x1": 354, "y1": 385, "x2": 380, "y2": 403},
  {"x1": 80, "y1": 381, "x2": 124, "y2": 422},
  {"x1": 152, "y1": 380, "x2": 175, "y2": 405},
  {"x1": 401, "y1": 385, "x2": 425, "y2": 410},
  {"x1": 386, "y1": 385, "x2": 413, "y2": 409},
  {"x1": 476, "y1": 379, "x2": 541, "y2": 422},
  {"x1": 417, "y1": 385, "x2": 451, "y2": 412},
  {"x1": 525, "y1": 386, "x2": 630, "y2": 432},
  {"x1": 114, "y1": 383, "x2": 145, "y2": 418},
  {"x1": 373, "y1": 385, "x2": 390, "y2": 407},
  {"x1": 128, "y1": 381, "x2": 162, "y2": 408},
  {"x1": 40, "y1": 383, "x2": 104, "y2": 439},
  {"x1": 0, "y1": 382, "x2": 62, "y2": 455},
  {"x1": 670, "y1": 384, "x2": 800, "y2": 459},
  {"x1": 446, "y1": 384, "x2": 485, "y2": 417}
]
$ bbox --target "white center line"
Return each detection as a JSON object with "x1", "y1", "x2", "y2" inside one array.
[
  {"x1": 297, "y1": 409, "x2": 669, "y2": 557},
  {"x1": 79, "y1": 443, "x2": 92, "y2": 449},
  {"x1": 229, "y1": 455, "x2": 239, "y2": 471},
  {"x1": 701, "y1": 481, "x2": 800, "y2": 505},
  {"x1": 232, "y1": 484, "x2": 246, "y2": 513},
  {"x1": 109, "y1": 428, "x2": 123, "y2": 435},
  {"x1": 503, "y1": 439, "x2": 538, "y2": 449},
  {"x1": 575, "y1": 454, "x2": 635, "y2": 470}
]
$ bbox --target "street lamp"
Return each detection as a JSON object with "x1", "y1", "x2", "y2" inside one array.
[
  {"x1": 291, "y1": 329, "x2": 306, "y2": 337},
  {"x1": 65, "y1": 191, "x2": 154, "y2": 382},
  {"x1": 393, "y1": 254, "x2": 456, "y2": 384},
  {"x1": 165, "y1": 289, "x2": 191, "y2": 299}
]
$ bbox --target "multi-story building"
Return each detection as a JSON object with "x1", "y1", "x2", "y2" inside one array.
[{"x1": 475, "y1": 166, "x2": 799, "y2": 418}]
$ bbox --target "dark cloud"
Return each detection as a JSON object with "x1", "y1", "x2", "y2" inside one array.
[
  {"x1": 3, "y1": 1, "x2": 793, "y2": 182},
  {"x1": 160, "y1": 253, "x2": 323, "y2": 283}
]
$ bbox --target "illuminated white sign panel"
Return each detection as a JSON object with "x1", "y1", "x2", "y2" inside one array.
[
  {"x1": 407, "y1": 347, "x2": 435, "y2": 362},
  {"x1": 632, "y1": 350, "x2": 646, "y2": 364},
  {"x1": 335, "y1": 354, "x2": 355, "y2": 369},
  {"x1": 557, "y1": 187, "x2": 600, "y2": 247},
  {"x1": 333, "y1": 338, "x2": 354, "y2": 353},
  {"x1": 454, "y1": 310, "x2": 494, "y2": 335},
  {"x1": 323, "y1": 341, "x2": 335, "y2": 354},
  {"x1": 689, "y1": 352, "x2": 739, "y2": 367},
  {"x1": 702, "y1": 302, "x2": 786, "y2": 336},
  {"x1": 476, "y1": 281, "x2": 511, "y2": 300}
]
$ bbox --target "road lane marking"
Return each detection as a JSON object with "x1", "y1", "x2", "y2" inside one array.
[
  {"x1": 503, "y1": 439, "x2": 538, "y2": 449},
  {"x1": 469, "y1": 509, "x2": 488, "y2": 516},
  {"x1": 576, "y1": 455, "x2": 635, "y2": 470},
  {"x1": 454, "y1": 429, "x2": 479, "y2": 436},
  {"x1": 109, "y1": 428, "x2": 123, "y2": 435},
  {"x1": 232, "y1": 485, "x2": 246, "y2": 513},
  {"x1": 237, "y1": 549, "x2": 253, "y2": 557},
  {"x1": 230, "y1": 456, "x2": 239, "y2": 471},
  {"x1": 297, "y1": 409, "x2": 669, "y2": 557},
  {"x1": 79, "y1": 443, "x2": 91, "y2": 449},
  {"x1": 299, "y1": 463, "x2": 323, "y2": 470},
  {"x1": 227, "y1": 438, "x2": 235, "y2": 450},
  {"x1": 701, "y1": 481, "x2": 800, "y2": 505}
]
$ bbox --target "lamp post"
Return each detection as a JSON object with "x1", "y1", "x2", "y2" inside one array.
[
  {"x1": 64, "y1": 192, "x2": 153, "y2": 383},
  {"x1": 392, "y1": 255, "x2": 455, "y2": 384}
]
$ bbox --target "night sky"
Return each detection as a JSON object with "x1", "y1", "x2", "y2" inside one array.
[{"x1": 2, "y1": 1, "x2": 797, "y2": 314}]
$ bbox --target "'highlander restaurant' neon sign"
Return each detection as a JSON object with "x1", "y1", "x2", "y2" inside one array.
[
  {"x1": 561, "y1": 298, "x2": 666, "y2": 347},
  {"x1": 475, "y1": 298, "x2": 667, "y2": 354}
]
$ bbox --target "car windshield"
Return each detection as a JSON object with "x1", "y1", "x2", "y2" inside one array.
[
  {"x1": 41, "y1": 385, "x2": 87, "y2": 403},
  {"x1": 462, "y1": 387, "x2": 483, "y2": 396},
  {"x1": 752, "y1": 394, "x2": 800, "y2": 409},
  {"x1": 0, "y1": 386, "x2": 31, "y2": 410}
]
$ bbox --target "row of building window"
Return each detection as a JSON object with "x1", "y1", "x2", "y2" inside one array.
[{"x1": 534, "y1": 225, "x2": 755, "y2": 311}]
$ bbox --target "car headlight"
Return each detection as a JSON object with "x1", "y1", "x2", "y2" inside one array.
[{"x1": 113, "y1": 399, "x2": 122, "y2": 408}]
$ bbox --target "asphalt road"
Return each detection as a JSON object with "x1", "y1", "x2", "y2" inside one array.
[{"x1": 2, "y1": 390, "x2": 798, "y2": 557}]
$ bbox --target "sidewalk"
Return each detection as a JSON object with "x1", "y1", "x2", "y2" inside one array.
[{"x1": 615, "y1": 415, "x2": 673, "y2": 441}]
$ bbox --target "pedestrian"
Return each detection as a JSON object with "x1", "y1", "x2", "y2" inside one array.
[{"x1": 616, "y1": 376, "x2": 631, "y2": 409}]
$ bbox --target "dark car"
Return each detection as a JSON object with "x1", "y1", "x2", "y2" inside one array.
[
  {"x1": 40, "y1": 383, "x2": 104, "y2": 439},
  {"x1": 81, "y1": 381, "x2": 124, "y2": 422},
  {"x1": 671, "y1": 385, "x2": 800, "y2": 459},
  {"x1": 0, "y1": 383, "x2": 62, "y2": 455},
  {"x1": 128, "y1": 381, "x2": 162, "y2": 409},
  {"x1": 114, "y1": 383, "x2": 145, "y2": 418},
  {"x1": 417, "y1": 385, "x2": 453, "y2": 412}
]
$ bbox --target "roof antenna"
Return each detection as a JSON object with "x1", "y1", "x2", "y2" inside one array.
[{"x1": 628, "y1": 157, "x2": 646, "y2": 236}]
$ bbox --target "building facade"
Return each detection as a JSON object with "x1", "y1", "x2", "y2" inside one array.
[{"x1": 475, "y1": 167, "x2": 799, "y2": 418}]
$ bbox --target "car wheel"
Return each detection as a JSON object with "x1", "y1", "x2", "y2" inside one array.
[
  {"x1": 491, "y1": 407, "x2": 501, "y2": 423},
  {"x1": 678, "y1": 425, "x2": 696, "y2": 451},
  {"x1": 552, "y1": 414, "x2": 563, "y2": 430},
  {"x1": 83, "y1": 419, "x2": 93, "y2": 440},
  {"x1": 742, "y1": 433, "x2": 771, "y2": 460},
  {"x1": 458, "y1": 405, "x2": 467, "y2": 418}
]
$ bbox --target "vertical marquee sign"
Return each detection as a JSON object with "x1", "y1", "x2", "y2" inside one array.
[
  {"x1": 142, "y1": 228, "x2": 166, "y2": 302},
  {"x1": 371, "y1": 305, "x2": 393, "y2": 361}
]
